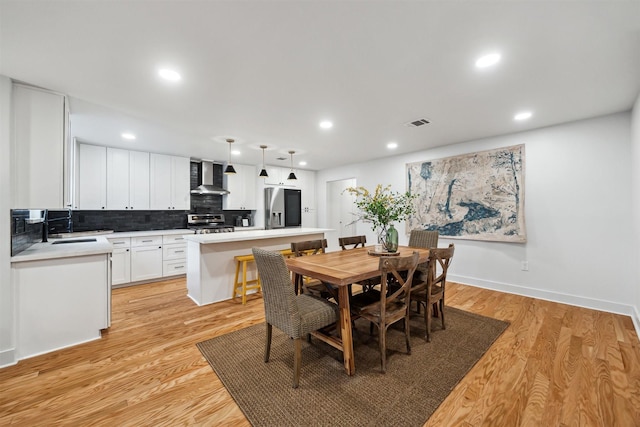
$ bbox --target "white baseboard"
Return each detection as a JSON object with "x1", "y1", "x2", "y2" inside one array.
[
  {"x1": 449, "y1": 274, "x2": 640, "y2": 338},
  {"x1": 0, "y1": 347, "x2": 17, "y2": 369}
]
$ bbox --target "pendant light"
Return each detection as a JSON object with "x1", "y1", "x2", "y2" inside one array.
[
  {"x1": 259, "y1": 145, "x2": 269, "y2": 178},
  {"x1": 224, "y1": 138, "x2": 237, "y2": 174},
  {"x1": 287, "y1": 150, "x2": 297, "y2": 180}
]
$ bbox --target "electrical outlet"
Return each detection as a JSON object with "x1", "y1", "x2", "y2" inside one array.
[{"x1": 521, "y1": 261, "x2": 529, "y2": 271}]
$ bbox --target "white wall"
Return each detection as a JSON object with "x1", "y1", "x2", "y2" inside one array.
[
  {"x1": 0, "y1": 75, "x2": 15, "y2": 366},
  {"x1": 631, "y1": 93, "x2": 640, "y2": 325},
  {"x1": 318, "y1": 112, "x2": 636, "y2": 320}
]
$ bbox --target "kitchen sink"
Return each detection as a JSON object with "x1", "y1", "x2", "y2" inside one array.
[{"x1": 51, "y1": 238, "x2": 98, "y2": 244}]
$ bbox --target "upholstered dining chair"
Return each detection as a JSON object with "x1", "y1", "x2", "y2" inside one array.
[
  {"x1": 410, "y1": 244, "x2": 455, "y2": 342},
  {"x1": 290, "y1": 239, "x2": 335, "y2": 299},
  {"x1": 349, "y1": 251, "x2": 420, "y2": 373},
  {"x1": 252, "y1": 247, "x2": 338, "y2": 388}
]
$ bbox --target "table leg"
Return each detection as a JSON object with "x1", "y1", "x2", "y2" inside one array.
[{"x1": 338, "y1": 285, "x2": 355, "y2": 375}]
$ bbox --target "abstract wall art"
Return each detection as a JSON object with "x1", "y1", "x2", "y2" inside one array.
[{"x1": 406, "y1": 144, "x2": 526, "y2": 242}]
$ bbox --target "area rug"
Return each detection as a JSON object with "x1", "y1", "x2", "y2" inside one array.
[{"x1": 197, "y1": 307, "x2": 509, "y2": 427}]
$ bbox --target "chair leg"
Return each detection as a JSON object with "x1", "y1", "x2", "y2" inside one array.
[
  {"x1": 404, "y1": 315, "x2": 411, "y2": 355},
  {"x1": 440, "y1": 300, "x2": 446, "y2": 330},
  {"x1": 293, "y1": 338, "x2": 302, "y2": 388},
  {"x1": 425, "y1": 302, "x2": 432, "y2": 342},
  {"x1": 264, "y1": 323, "x2": 272, "y2": 362},
  {"x1": 379, "y1": 324, "x2": 387, "y2": 373}
]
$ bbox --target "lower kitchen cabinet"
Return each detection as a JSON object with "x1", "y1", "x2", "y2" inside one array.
[
  {"x1": 109, "y1": 237, "x2": 131, "y2": 286},
  {"x1": 130, "y1": 236, "x2": 163, "y2": 282},
  {"x1": 109, "y1": 232, "x2": 190, "y2": 286},
  {"x1": 13, "y1": 253, "x2": 110, "y2": 360}
]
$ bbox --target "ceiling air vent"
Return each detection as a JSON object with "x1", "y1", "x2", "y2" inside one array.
[{"x1": 405, "y1": 118, "x2": 431, "y2": 127}]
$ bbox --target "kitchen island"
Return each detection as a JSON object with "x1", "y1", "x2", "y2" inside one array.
[{"x1": 184, "y1": 228, "x2": 332, "y2": 306}]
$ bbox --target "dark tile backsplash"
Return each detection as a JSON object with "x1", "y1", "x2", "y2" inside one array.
[
  {"x1": 72, "y1": 210, "x2": 190, "y2": 232},
  {"x1": 11, "y1": 209, "x2": 45, "y2": 256}
]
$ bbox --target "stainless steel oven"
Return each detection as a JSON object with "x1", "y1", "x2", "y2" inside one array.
[{"x1": 187, "y1": 213, "x2": 235, "y2": 234}]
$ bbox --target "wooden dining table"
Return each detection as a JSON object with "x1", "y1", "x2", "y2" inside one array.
[{"x1": 285, "y1": 245, "x2": 430, "y2": 376}]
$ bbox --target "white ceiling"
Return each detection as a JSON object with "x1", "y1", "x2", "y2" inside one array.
[{"x1": 1, "y1": 1, "x2": 639, "y2": 171}]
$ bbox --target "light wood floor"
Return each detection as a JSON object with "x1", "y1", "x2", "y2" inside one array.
[{"x1": 1, "y1": 278, "x2": 639, "y2": 426}]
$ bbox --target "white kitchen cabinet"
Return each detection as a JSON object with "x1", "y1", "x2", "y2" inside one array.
[
  {"x1": 107, "y1": 148, "x2": 150, "y2": 210},
  {"x1": 13, "y1": 253, "x2": 110, "y2": 360},
  {"x1": 108, "y1": 237, "x2": 131, "y2": 286},
  {"x1": 12, "y1": 83, "x2": 67, "y2": 209},
  {"x1": 129, "y1": 150, "x2": 150, "y2": 210},
  {"x1": 106, "y1": 147, "x2": 130, "y2": 210},
  {"x1": 297, "y1": 169, "x2": 317, "y2": 227},
  {"x1": 162, "y1": 234, "x2": 189, "y2": 277},
  {"x1": 130, "y1": 235, "x2": 163, "y2": 282},
  {"x1": 223, "y1": 164, "x2": 257, "y2": 210},
  {"x1": 150, "y1": 154, "x2": 190, "y2": 210},
  {"x1": 264, "y1": 166, "x2": 299, "y2": 188},
  {"x1": 77, "y1": 143, "x2": 107, "y2": 210}
]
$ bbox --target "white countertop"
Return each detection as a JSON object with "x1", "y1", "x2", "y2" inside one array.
[
  {"x1": 184, "y1": 227, "x2": 332, "y2": 244},
  {"x1": 107, "y1": 229, "x2": 194, "y2": 239},
  {"x1": 11, "y1": 236, "x2": 113, "y2": 263}
]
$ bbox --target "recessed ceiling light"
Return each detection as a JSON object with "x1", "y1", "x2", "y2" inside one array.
[
  {"x1": 319, "y1": 120, "x2": 333, "y2": 129},
  {"x1": 387, "y1": 142, "x2": 398, "y2": 149},
  {"x1": 514, "y1": 111, "x2": 533, "y2": 121},
  {"x1": 299, "y1": 161, "x2": 307, "y2": 166},
  {"x1": 121, "y1": 132, "x2": 136, "y2": 140},
  {"x1": 231, "y1": 149, "x2": 241, "y2": 156},
  {"x1": 475, "y1": 53, "x2": 501, "y2": 69},
  {"x1": 158, "y1": 68, "x2": 181, "y2": 81}
]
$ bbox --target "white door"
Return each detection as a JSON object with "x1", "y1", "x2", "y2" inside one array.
[
  {"x1": 326, "y1": 178, "x2": 357, "y2": 251},
  {"x1": 111, "y1": 247, "x2": 131, "y2": 286}
]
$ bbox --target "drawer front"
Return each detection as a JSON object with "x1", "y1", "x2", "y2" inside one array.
[
  {"x1": 163, "y1": 260, "x2": 186, "y2": 277},
  {"x1": 131, "y1": 235, "x2": 163, "y2": 247},
  {"x1": 163, "y1": 234, "x2": 191, "y2": 244},
  {"x1": 163, "y1": 243, "x2": 187, "y2": 260},
  {"x1": 108, "y1": 237, "x2": 131, "y2": 248}
]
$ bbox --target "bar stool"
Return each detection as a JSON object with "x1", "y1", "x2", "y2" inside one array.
[
  {"x1": 233, "y1": 254, "x2": 261, "y2": 305},
  {"x1": 233, "y1": 249, "x2": 296, "y2": 304}
]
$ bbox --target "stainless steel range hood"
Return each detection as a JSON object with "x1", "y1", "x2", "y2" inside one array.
[{"x1": 190, "y1": 161, "x2": 230, "y2": 195}]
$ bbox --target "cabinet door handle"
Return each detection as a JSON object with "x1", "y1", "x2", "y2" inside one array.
[
  {"x1": 142, "y1": 240, "x2": 153, "y2": 243},
  {"x1": 175, "y1": 265, "x2": 184, "y2": 269},
  {"x1": 158, "y1": 246, "x2": 162, "y2": 249},
  {"x1": 174, "y1": 250, "x2": 184, "y2": 253},
  {"x1": 126, "y1": 249, "x2": 129, "y2": 252}
]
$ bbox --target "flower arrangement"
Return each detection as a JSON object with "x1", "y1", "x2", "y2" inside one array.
[{"x1": 344, "y1": 184, "x2": 417, "y2": 250}]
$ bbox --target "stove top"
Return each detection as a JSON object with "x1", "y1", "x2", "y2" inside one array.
[{"x1": 187, "y1": 213, "x2": 234, "y2": 234}]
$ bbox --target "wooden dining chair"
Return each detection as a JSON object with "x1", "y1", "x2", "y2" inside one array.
[
  {"x1": 338, "y1": 235, "x2": 378, "y2": 293},
  {"x1": 410, "y1": 244, "x2": 454, "y2": 342},
  {"x1": 349, "y1": 251, "x2": 420, "y2": 373},
  {"x1": 338, "y1": 235, "x2": 367, "y2": 250},
  {"x1": 407, "y1": 229, "x2": 439, "y2": 312},
  {"x1": 290, "y1": 239, "x2": 335, "y2": 299},
  {"x1": 252, "y1": 247, "x2": 338, "y2": 388}
]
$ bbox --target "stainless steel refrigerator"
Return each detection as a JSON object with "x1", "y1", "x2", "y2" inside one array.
[{"x1": 265, "y1": 187, "x2": 302, "y2": 229}]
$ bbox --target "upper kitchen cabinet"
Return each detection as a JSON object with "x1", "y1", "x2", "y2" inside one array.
[
  {"x1": 12, "y1": 84, "x2": 68, "y2": 209},
  {"x1": 223, "y1": 164, "x2": 257, "y2": 210},
  {"x1": 149, "y1": 154, "x2": 190, "y2": 210},
  {"x1": 76, "y1": 143, "x2": 107, "y2": 210},
  {"x1": 263, "y1": 166, "x2": 299, "y2": 188},
  {"x1": 106, "y1": 148, "x2": 149, "y2": 210}
]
